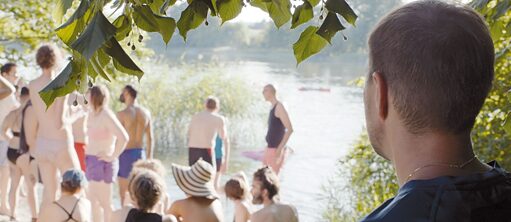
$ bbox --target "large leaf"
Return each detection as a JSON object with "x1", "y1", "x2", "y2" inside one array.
[
  {"x1": 293, "y1": 26, "x2": 328, "y2": 64},
  {"x1": 88, "y1": 49, "x2": 112, "y2": 81},
  {"x1": 316, "y1": 12, "x2": 345, "y2": 44},
  {"x1": 198, "y1": 0, "x2": 218, "y2": 16},
  {"x1": 177, "y1": 1, "x2": 209, "y2": 41},
  {"x1": 217, "y1": 0, "x2": 244, "y2": 24},
  {"x1": 160, "y1": 0, "x2": 178, "y2": 14},
  {"x1": 70, "y1": 11, "x2": 117, "y2": 60},
  {"x1": 306, "y1": 0, "x2": 320, "y2": 7},
  {"x1": 39, "y1": 60, "x2": 81, "y2": 107},
  {"x1": 325, "y1": 0, "x2": 357, "y2": 26},
  {"x1": 53, "y1": 0, "x2": 74, "y2": 23},
  {"x1": 112, "y1": 15, "x2": 132, "y2": 41},
  {"x1": 133, "y1": 5, "x2": 176, "y2": 44},
  {"x1": 102, "y1": 38, "x2": 144, "y2": 80},
  {"x1": 251, "y1": 0, "x2": 292, "y2": 28},
  {"x1": 291, "y1": 1, "x2": 313, "y2": 29},
  {"x1": 55, "y1": 0, "x2": 93, "y2": 44}
]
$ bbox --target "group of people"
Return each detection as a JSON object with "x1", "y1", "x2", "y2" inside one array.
[
  {"x1": 0, "y1": 43, "x2": 297, "y2": 221},
  {"x1": 2, "y1": 0, "x2": 511, "y2": 221}
]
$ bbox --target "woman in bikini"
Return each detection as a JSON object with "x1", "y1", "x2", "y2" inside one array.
[
  {"x1": 39, "y1": 169, "x2": 91, "y2": 222},
  {"x1": 1, "y1": 87, "x2": 38, "y2": 221},
  {"x1": 85, "y1": 85, "x2": 128, "y2": 222}
]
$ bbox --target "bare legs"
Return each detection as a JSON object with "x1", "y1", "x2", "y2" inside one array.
[
  {"x1": 0, "y1": 164, "x2": 10, "y2": 215},
  {"x1": 118, "y1": 177, "x2": 128, "y2": 205},
  {"x1": 89, "y1": 181, "x2": 113, "y2": 222}
]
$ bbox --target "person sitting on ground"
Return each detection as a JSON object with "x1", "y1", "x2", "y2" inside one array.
[
  {"x1": 122, "y1": 159, "x2": 172, "y2": 214},
  {"x1": 250, "y1": 166, "x2": 298, "y2": 222},
  {"x1": 112, "y1": 170, "x2": 177, "y2": 222},
  {"x1": 225, "y1": 172, "x2": 252, "y2": 222},
  {"x1": 39, "y1": 169, "x2": 91, "y2": 222},
  {"x1": 360, "y1": 1, "x2": 511, "y2": 221},
  {"x1": 168, "y1": 159, "x2": 224, "y2": 222},
  {"x1": 1, "y1": 87, "x2": 38, "y2": 221}
]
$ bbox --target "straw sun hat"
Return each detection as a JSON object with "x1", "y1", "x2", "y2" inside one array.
[{"x1": 171, "y1": 159, "x2": 218, "y2": 199}]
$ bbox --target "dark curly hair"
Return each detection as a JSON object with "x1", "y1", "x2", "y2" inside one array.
[
  {"x1": 36, "y1": 45, "x2": 57, "y2": 69},
  {"x1": 253, "y1": 166, "x2": 279, "y2": 200}
]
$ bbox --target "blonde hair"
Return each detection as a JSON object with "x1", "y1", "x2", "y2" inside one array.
[
  {"x1": 133, "y1": 159, "x2": 166, "y2": 177},
  {"x1": 129, "y1": 170, "x2": 165, "y2": 212}
]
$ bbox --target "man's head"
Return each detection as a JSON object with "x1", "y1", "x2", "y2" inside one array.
[
  {"x1": 120, "y1": 85, "x2": 137, "y2": 104},
  {"x1": 251, "y1": 166, "x2": 279, "y2": 205},
  {"x1": 205, "y1": 96, "x2": 220, "y2": 111},
  {"x1": 263, "y1": 84, "x2": 277, "y2": 101},
  {"x1": 1, "y1": 63, "x2": 17, "y2": 83},
  {"x1": 364, "y1": 0, "x2": 494, "y2": 159}
]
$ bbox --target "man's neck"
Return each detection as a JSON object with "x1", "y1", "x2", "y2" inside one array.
[
  {"x1": 389, "y1": 126, "x2": 485, "y2": 186},
  {"x1": 263, "y1": 198, "x2": 274, "y2": 207},
  {"x1": 42, "y1": 68, "x2": 53, "y2": 78},
  {"x1": 125, "y1": 100, "x2": 135, "y2": 107},
  {"x1": 269, "y1": 98, "x2": 278, "y2": 106}
]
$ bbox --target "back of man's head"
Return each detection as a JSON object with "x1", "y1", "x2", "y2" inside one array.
[
  {"x1": 206, "y1": 96, "x2": 219, "y2": 110},
  {"x1": 124, "y1": 85, "x2": 138, "y2": 100},
  {"x1": 368, "y1": 0, "x2": 494, "y2": 134}
]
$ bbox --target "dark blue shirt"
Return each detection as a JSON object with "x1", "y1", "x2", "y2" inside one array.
[{"x1": 361, "y1": 161, "x2": 511, "y2": 222}]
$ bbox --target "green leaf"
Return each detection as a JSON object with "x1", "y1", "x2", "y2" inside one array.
[
  {"x1": 325, "y1": 0, "x2": 357, "y2": 26},
  {"x1": 316, "y1": 12, "x2": 345, "y2": 44},
  {"x1": 177, "y1": 1, "x2": 209, "y2": 41},
  {"x1": 102, "y1": 38, "x2": 144, "y2": 80},
  {"x1": 88, "y1": 49, "x2": 112, "y2": 81},
  {"x1": 70, "y1": 11, "x2": 117, "y2": 60},
  {"x1": 113, "y1": 15, "x2": 132, "y2": 41},
  {"x1": 306, "y1": 0, "x2": 320, "y2": 7},
  {"x1": 53, "y1": 0, "x2": 74, "y2": 23},
  {"x1": 198, "y1": 0, "x2": 218, "y2": 16},
  {"x1": 39, "y1": 60, "x2": 81, "y2": 107},
  {"x1": 492, "y1": 0, "x2": 511, "y2": 20},
  {"x1": 293, "y1": 26, "x2": 328, "y2": 64},
  {"x1": 55, "y1": 0, "x2": 93, "y2": 44},
  {"x1": 250, "y1": 0, "x2": 291, "y2": 28},
  {"x1": 469, "y1": 0, "x2": 489, "y2": 10},
  {"x1": 503, "y1": 113, "x2": 511, "y2": 137},
  {"x1": 133, "y1": 5, "x2": 176, "y2": 44},
  {"x1": 160, "y1": 0, "x2": 178, "y2": 14},
  {"x1": 217, "y1": 0, "x2": 244, "y2": 24},
  {"x1": 291, "y1": 1, "x2": 313, "y2": 29}
]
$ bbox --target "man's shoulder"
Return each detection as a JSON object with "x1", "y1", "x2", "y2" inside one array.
[{"x1": 135, "y1": 106, "x2": 151, "y2": 117}]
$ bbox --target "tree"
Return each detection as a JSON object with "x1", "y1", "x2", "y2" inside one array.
[{"x1": 0, "y1": 0, "x2": 359, "y2": 106}]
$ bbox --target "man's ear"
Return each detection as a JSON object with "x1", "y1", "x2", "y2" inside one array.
[{"x1": 372, "y1": 72, "x2": 388, "y2": 120}]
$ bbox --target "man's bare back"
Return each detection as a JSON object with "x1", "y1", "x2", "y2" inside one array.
[
  {"x1": 251, "y1": 203, "x2": 299, "y2": 222},
  {"x1": 117, "y1": 105, "x2": 151, "y2": 151}
]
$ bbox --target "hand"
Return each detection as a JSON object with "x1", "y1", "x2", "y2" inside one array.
[{"x1": 99, "y1": 155, "x2": 116, "y2": 162}]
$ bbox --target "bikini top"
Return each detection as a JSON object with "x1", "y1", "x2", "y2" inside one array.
[{"x1": 53, "y1": 198, "x2": 81, "y2": 222}]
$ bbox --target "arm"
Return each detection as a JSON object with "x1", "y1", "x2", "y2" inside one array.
[
  {"x1": 103, "y1": 110, "x2": 129, "y2": 161},
  {"x1": 0, "y1": 75, "x2": 15, "y2": 100},
  {"x1": 24, "y1": 106, "x2": 38, "y2": 148},
  {"x1": 219, "y1": 117, "x2": 230, "y2": 172},
  {"x1": 52, "y1": 95, "x2": 68, "y2": 129},
  {"x1": 275, "y1": 103, "x2": 293, "y2": 159},
  {"x1": 1, "y1": 112, "x2": 15, "y2": 140},
  {"x1": 145, "y1": 111, "x2": 153, "y2": 159},
  {"x1": 167, "y1": 201, "x2": 182, "y2": 218}
]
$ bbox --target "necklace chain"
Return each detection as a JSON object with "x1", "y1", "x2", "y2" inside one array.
[{"x1": 405, "y1": 155, "x2": 477, "y2": 183}]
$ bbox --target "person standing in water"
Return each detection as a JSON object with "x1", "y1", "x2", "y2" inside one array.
[
  {"x1": 187, "y1": 96, "x2": 230, "y2": 169},
  {"x1": 28, "y1": 45, "x2": 81, "y2": 207},
  {"x1": 86, "y1": 85, "x2": 129, "y2": 222},
  {"x1": 0, "y1": 63, "x2": 18, "y2": 215},
  {"x1": 116, "y1": 85, "x2": 153, "y2": 204},
  {"x1": 1, "y1": 87, "x2": 38, "y2": 221},
  {"x1": 262, "y1": 84, "x2": 293, "y2": 175}
]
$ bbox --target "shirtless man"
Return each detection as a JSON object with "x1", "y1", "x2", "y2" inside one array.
[
  {"x1": 187, "y1": 96, "x2": 230, "y2": 169},
  {"x1": 262, "y1": 84, "x2": 293, "y2": 175},
  {"x1": 0, "y1": 65, "x2": 18, "y2": 214},
  {"x1": 250, "y1": 166, "x2": 298, "y2": 222},
  {"x1": 28, "y1": 45, "x2": 81, "y2": 208},
  {"x1": 116, "y1": 85, "x2": 153, "y2": 204}
]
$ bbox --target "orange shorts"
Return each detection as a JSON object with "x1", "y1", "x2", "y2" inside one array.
[
  {"x1": 263, "y1": 147, "x2": 287, "y2": 175},
  {"x1": 74, "y1": 143, "x2": 86, "y2": 172}
]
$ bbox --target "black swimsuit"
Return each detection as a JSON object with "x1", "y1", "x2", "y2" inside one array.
[
  {"x1": 54, "y1": 198, "x2": 81, "y2": 222},
  {"x1": 125, "y1": 208, "x2": 162, "y2": 222}
]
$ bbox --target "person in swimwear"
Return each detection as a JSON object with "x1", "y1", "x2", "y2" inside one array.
[
  {"x1": 1, "y1": 87, "x2": 38, "y2": 221},
  {"x1": 85, "y1": 85, "x2": 129, "y2": 222},
  {"x1": 262, "y1": 84, "x2": 293, "y2": 175},
  {"x1": 0, "y1": 63, "x2": 19, "y2": 215},
  {"x1": 28, "y1": 45, "x2": 81, "y2": 207},
  {"x1": 112, "y1": 170, "x2": 177, "y2": 222},
  {"x1": 225, "y1": 172, "x2": 252, "y2": 222},
  {"x1": 187, "y1": 96, "x2": 230, "y2": 171},
  {"x1": 116, "y1": 85, "x2": 153, "y2": 204},
  {"x1": 39, "y1": 169, "x2": 91, "y2": 222},
  {"x1": 1, "y1": 62, "x2": 26, "y2": 99}
]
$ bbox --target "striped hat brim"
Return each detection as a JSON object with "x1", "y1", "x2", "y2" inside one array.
[{"x1": 172, "y1": 163, "x2": 218, "y2": 199}]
